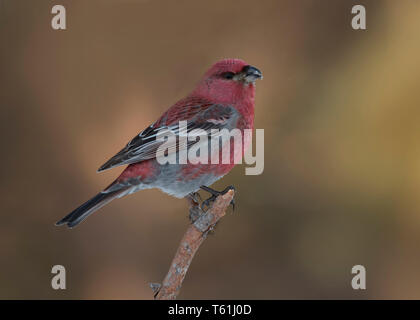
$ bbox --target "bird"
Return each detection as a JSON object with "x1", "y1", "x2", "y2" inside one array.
[{"x1": 56, "y1": 58, "x2": 262, "y2": 228}]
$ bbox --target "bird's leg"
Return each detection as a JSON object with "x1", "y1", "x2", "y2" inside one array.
[
  {"x1": 200, "y1": 185, "x2": 235, "y2": 212},
  {"x1": 186, "y1": 192, "x2": 203, "y2": 223},
  {"x1": 190, "y1": 192, "x2": 202, "y2": 204}
]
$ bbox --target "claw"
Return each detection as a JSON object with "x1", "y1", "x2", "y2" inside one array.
[
  {"x1": 187, "y1": 192, "x2": 204, "y2": 223},
  {"x1": 200, "y1": 185, "x2": 236, "y2": 212},
  {"x1": 200, "y1": 195, "x2": 217, "y2": 211},
  {"x1": 189, "y1": 205, "x2": 204, "y2": 223}
]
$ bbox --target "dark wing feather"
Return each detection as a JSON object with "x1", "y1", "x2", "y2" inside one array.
[{"x1": 97, "y1": 103, "x2": 237, "y2": 172}]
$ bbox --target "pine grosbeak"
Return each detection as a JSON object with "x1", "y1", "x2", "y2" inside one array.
[{"x1": 57, "y1": 59, "x2": 262, "y2": 228}]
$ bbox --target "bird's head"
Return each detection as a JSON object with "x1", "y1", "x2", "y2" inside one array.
[{"x1": 193, "y1": 59, "x2": 263, "y2": 104}]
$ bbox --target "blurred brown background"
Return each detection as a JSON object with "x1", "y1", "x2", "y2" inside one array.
[{"x1": 1, "y1": 0, "x2": 420, "y2": 299}]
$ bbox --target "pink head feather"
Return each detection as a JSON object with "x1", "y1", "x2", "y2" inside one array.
[{"x1": 192, "y1": 59, "x2": 258, "y2": 108}]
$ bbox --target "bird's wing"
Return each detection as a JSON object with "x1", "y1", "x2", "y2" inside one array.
[{"x1": 97, "y1": 100, "x2": 238, "y2": 172}]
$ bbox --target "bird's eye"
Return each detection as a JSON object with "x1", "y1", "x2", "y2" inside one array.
[{"x1": 220, "y1": 72, "x2": 235, "y2": 80}]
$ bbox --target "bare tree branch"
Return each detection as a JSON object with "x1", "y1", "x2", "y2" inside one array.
[{"x1": 151, "y1": 189, "x2": 234, "y2": 300}]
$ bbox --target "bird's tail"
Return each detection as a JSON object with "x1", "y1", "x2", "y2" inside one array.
[{"x1": 56, "y1": 187, "x2": 128, "y2": 228}]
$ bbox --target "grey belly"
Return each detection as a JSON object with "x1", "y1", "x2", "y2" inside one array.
[{"x1": 149, "y1": 163, "x2": 225, "y2": 198}]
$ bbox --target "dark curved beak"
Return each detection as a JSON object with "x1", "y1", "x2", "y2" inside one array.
[{"x1": 237, "y1": 65, "x2": 263, "y2": 83}]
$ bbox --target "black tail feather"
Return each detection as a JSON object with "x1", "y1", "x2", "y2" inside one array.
[{"x1": 56, "y1": 189, "x2": 123, "y2": 228}]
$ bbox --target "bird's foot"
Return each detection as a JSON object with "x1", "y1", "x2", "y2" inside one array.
[
  {"x1": 189, "y1": 192, "x2": 202, "y2": 204},
  {"x1": 186, "y1": 192, "x2": 204, "y2": 223},
  {"x1": 200, "y1": 185, "x2": 235, "y2": 212}
]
